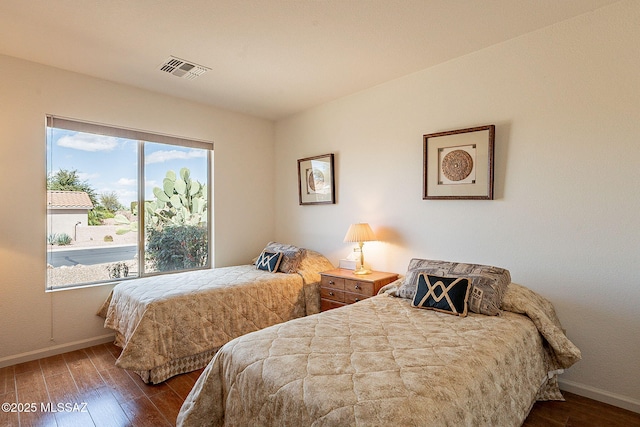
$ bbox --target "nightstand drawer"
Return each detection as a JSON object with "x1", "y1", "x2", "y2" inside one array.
[
  {"x1": 344, "y1": 292, "x2": 368, "y2": 304},
  {"x1": 344, "y1": 279, "x2": 374, "y2": 296},
  {"x1": 319, "y1": 269, "x2": 398, "y2": 312},
  {"x1": 320, "y1": 287, "x2": 345, "y2": 302},
  {"x1": 321, "y1": 276, "x2": 345, "y2": 290},
  {"x1": 321, "y1": 299, "x2": 346, "y2": 311}
]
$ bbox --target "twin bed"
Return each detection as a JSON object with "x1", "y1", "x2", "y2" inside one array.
[
  {"x1": 100, "y1": 249, "x2": 581, "y2": 426},
  {"x1": 98, "y1": 243, "x2": 334, "y2": 383},
  {"x1": 176, "y1": 258, "x2": 581, "y2": 427}
]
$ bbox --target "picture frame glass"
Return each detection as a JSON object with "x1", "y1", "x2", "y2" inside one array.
[
  {"x1": 298, "y1": 154, "x2": 335, "y2": 204},
  {"x1": 423, "y1": 125, "x2": 494, "y2": 199}
]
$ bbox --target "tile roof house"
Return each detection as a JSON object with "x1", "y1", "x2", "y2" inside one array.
[
  {"x1": 47, "y1": 190, "x2": 94, "y2": 209},
  {"x1": 47, "y1": 191, "x2": 94, "y2": 239}
]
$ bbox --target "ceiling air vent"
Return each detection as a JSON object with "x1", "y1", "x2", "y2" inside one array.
[{"x1": 158, "y1": 56, "x2": 210, "y2": 80}]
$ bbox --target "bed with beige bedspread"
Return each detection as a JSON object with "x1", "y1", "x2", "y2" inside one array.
[
  {"x1": 98, "y1": 246, "x2": 334, "y2": 384},
  {"x1": 177, "y1": 280, "x2": 580, "y2": 426}
]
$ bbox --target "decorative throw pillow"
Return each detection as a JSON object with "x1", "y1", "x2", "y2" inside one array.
[
  {"x1": 255, "y1": 250, "x2": 283, "y2": 273},
  {"x1": 411, "y1": 274, "x2": 471, "y2": 317},
  {"x1": 397, "y1": 258, "x2": 511, "y2": 316},
  {"x1": 263, "y1": 242, "x2": 306, "y2": 274}
]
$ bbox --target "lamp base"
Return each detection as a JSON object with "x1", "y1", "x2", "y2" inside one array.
[{"x1": 353, "y1": 267, "x2": 372, "y2": 275}]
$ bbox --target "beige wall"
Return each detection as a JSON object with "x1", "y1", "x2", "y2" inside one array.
[
  {"x1": 1, "y1": 0, "x2": 638, "y2": 413},
  {"x1": 275, "y1": 1, "x2": 639, "y2": 411},
  {"x1": 46, "y1": 209, "x2": 88, "y2": 240},
  {"x1": 0, "y1": 55, "x2": 275, "y2": 364}
]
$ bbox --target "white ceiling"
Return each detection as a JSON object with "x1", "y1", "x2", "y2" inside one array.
[{"x1": 0, "y1": 0, "x2": 619, "y2": 120}]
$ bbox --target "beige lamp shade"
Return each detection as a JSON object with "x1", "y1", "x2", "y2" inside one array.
[
  {"x1": 343, "y1": 223, "x2": 376, "y2": 275},
  {"x1": 343, "y1": 223, "x2": 376, "y2": 243}
]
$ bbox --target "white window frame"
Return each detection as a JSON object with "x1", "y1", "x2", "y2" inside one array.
[{"x1": 46, "y1": 115, "x2": 213, "y2": 291}]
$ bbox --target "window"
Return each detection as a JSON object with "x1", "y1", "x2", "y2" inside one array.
[{"x1": 46, "y1": 116, "x2": 212, "y2": 290}]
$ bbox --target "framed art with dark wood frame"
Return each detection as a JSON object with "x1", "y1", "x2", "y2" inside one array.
[
  {"x1": 423, "y1": 125, "x2": 495, "y2": 200},
  {"x1": 298, "y1": 153, "x2": 335, "y2": 205}
]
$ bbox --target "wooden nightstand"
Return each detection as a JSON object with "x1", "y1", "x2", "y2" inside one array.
[{"x1": 319, "y1": 268, "x2": 398, "y2": 311}]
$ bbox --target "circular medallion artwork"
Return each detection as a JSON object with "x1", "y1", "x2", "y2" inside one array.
[
  {"x1": 308, "y1": 169, "x2": 325, "y2": 192},
  {"x1": 441, "y1": 150, "x2": 474, "y2": 181}
]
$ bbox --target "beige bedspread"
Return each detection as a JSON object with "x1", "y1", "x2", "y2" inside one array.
[
  {"x1": 177, "y1": 283, "x2": 580, "y2": 427},
  {"x1": 99, "y1": 255, "x2": 333, "y2": 379}
]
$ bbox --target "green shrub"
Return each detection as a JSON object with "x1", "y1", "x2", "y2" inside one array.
[
  {"x1": 47, "y1": 233, "x2": 58, "y2": 245},
  {"x1": 56, "y1": 233, "x2": 72, "y2": 246},
  {"x1": 88, "y1": 206, "x2": 113, "y2": 225},
  {"x1": 146, "y1": 225, "x2": 208, "y2": 272},
  {"x1": 103, "y1": 235, "x2": 114, "y2": 242}
]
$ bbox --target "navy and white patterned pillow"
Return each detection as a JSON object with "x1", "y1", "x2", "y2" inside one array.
[
  {"x1": 263, "y1": 242, "x2": 306, "y2": 273},
  {"x1": 411, "y1": 274, "x2": 471, "y2": 317},
  {"x1": 255, "y1": 250, "x2": 283, "y2": 273},
  {"x1": 398, "y1": 258, "x2": 510, "y2": 316}
]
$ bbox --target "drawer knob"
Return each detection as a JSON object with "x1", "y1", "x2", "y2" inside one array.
[
  {"x1": 354, "y1": 298, "x2": 360, "y2": 302},
  {"x1": 354, "y1": 285, "x2": 361, "y2": 290},
  {"x1": 329, "y1": 291, "x2": 334, "y2": 296},
  {"x1": 329, "y1": 280, "x2": 335, "y2": 285}
]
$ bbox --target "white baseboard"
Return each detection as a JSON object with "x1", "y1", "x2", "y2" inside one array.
[
  {"x1": 559, "y1": 378, "x2": 640, "y2": 414},
  {"x1": 0, "y1": 334, "x2": 115, "y2": 368}
]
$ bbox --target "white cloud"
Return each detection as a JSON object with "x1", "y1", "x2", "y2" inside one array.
[
  {"x1": 77, "y1": 172, "x2": 100, "y2": 181},
  {"x1": 117, "y1": 178, "x2": 137, "y2": 186},
  {"x1": 145, "y1": 149, "x2": 206, "y2": 164},
  {"x1": 57, "y1": 133, "x2": 119, "y2": 152},
  {"x1": 116, "y1": 189, "x2": 137, "y2": 206}
]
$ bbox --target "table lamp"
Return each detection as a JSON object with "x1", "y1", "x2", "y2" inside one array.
[{"x1": 343, "y1": 223, "x2": 376, "y2": 275}]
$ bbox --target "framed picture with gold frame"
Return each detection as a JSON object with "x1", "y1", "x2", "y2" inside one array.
[
  {"x1": 298, "y1": 153, "x2": 335, "y2": 205},
  {"x1": 423, "y1": 125, "x2": 495, "y2": 200}
]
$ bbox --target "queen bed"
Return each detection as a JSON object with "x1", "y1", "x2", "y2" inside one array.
[
  {"x1": 98, "y1": 243, "x2": 334, "y2": 383},
  {"x1": 177, "y1": 259, "x2": 581, "y2": 427}
]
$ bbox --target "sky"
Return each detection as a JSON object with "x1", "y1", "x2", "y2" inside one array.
[{"x1": 46, "y1": 128, "x2": 209, "y2": 208}]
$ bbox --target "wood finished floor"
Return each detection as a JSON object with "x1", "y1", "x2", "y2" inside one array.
[
  {"x1": 1, "y1": 343, "x2": 639, "y2": 426},
  {"x1": 0, "y1": 343, "x2": 202, "y2": 427}
]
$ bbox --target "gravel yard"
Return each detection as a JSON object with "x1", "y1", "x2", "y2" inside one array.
[
  {"x1": 47, "y1": 223, "x2": 139, "y2": 288},
  {"x1": 47, "y1": 257, "x2": 138, "y2": 288}
]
